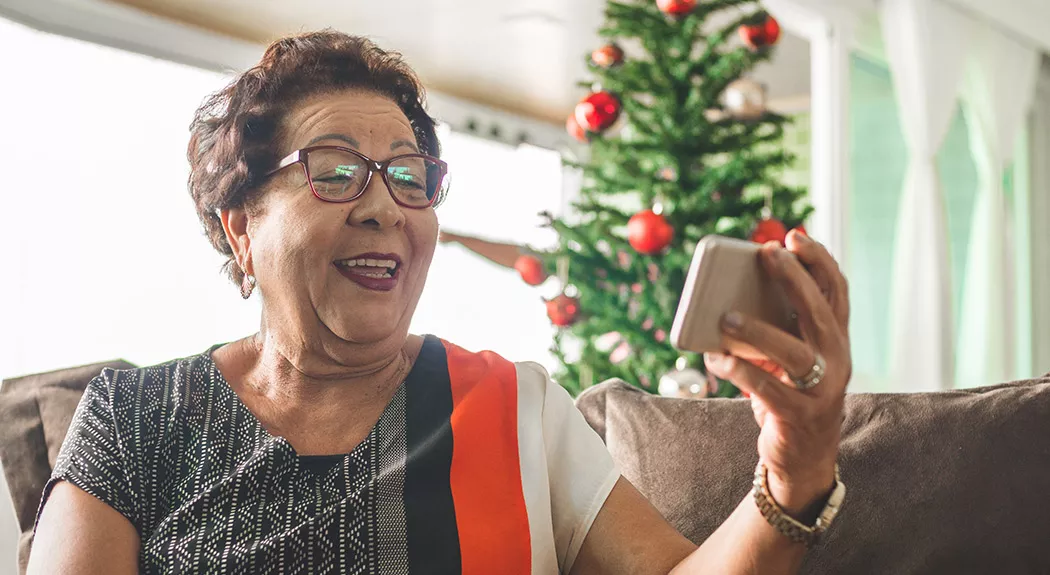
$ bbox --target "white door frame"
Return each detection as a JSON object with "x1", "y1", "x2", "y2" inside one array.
[{"x1": 763, "y1": 0, "x2": 865, "y2": 266}]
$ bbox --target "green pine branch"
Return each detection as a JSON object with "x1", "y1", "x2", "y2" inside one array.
[{"x1": 541, "y1": 0, "x2": 812, "y2": 397}]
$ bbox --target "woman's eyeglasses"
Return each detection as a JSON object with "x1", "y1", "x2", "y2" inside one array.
[{"x1": 265, "y1": 146, "x2": 449, "y2": 208}]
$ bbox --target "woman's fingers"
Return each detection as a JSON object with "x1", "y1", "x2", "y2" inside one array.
[
  {"x1": 786, "y1": 230, "x2": 849, "y2": 331},
  {"x1": 720, "y1": 312, "x2": 819, "y2": 391},
  {"x1": 704, "y1": 352, "x2": 803, "y2": 416},
  {"x1": 759, "y1": 241, "x2": 842, "y2": 353}
]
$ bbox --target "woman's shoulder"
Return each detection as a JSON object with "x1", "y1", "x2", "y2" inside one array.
[
  {"x1": 433, "y1": 337, "x2": 549, "y2": 382},
  {"x1": 88, "y1": 346, "x2": 222, "y2": 419},
  {"x1": 430, "y1": 337, "x2": 565, "y2": 414}
]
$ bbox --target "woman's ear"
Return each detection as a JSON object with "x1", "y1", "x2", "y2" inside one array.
[{"x1": 220, "y1": 207, "x2": 252, "y2": 275}]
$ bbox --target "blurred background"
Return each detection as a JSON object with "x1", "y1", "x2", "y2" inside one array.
[{"x1": 0, "y1": 0, "x2": 1047, "y2": 570}]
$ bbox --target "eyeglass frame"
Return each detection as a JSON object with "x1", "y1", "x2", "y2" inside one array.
[{"x1": 264, "y1": 145, "x2": 448, "y2": 209}]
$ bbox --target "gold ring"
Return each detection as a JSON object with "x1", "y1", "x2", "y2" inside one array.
[{"x1": 793, "y1": 352, "x2": 825, "y2": 390}]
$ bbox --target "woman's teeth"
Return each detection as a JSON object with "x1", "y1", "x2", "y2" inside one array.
[{"x1": 336, "y1": 258, "x2": 398, "y2": 278}]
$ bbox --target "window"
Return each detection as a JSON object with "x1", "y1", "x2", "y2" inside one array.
[
  {"x1": 0, "y1": 18, "x2": 568, "y2": 381},
  {"x1": 845, "y1": 53, "x2": 1025, "y2": 390},
  {"x1": 411, "y1": 130, "x2": 565, "y2": 373},
  {"x1": 0, "y1": 17, "x2": 243, "y2": 379}
]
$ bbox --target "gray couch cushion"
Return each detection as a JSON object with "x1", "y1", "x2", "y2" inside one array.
[
  {"x1": 0, "y1": 360, "x2": 135, "y2": 574},
  {"x1": 576, "y1": 378, "x2": 1050, "y2": 574}
]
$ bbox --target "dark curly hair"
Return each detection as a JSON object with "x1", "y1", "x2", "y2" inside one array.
[{"x1": 187, "y1": 30, "x2": 440, "y2": 286}]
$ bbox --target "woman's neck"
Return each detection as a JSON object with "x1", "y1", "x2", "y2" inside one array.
[
  {"x1": 244, "y1": 329, "x2": 420, "y2": 398},
  {"x1": 216, "y1": 325, "x2": 424, "y2": 452}
]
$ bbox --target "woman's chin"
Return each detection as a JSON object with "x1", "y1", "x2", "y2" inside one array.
[{"x1": 322, "y1": 311, "x2": 405, "y2": 345}]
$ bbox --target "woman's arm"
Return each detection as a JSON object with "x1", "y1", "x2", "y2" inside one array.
[
  {"x1": 438, "y1": 230, "x2": 524, "y2": 269},
  {"x1": 28, "y1": 481, "x2": 140, "y2": 575},
  {"x1": 571, "y1": 476, "x2": 820, "y2": 575},
  {"x1": 573, "y1": 231, "x2": 850, "y2": 574}
]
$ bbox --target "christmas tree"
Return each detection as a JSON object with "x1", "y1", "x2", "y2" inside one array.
[{"x1": 446, "y1": 0, "x2": 810, "y2": 397}]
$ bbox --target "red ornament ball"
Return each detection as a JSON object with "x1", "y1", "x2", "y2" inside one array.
[
  {"x1": 514, "y1": 255, "x2": 547, "y2": 286},
  {"x1": 591, "y1": 43, "x2": 624, "y2": 69},
  {"x1": 546, "y1": 294, "x2": 581, "y2": 327},
  {"x1": 565, "y1": 114, "x2": 589, "y2": 143},
  {"x1": 627, "y1": 210, "x2": 675, "y2": 254},
  {"x1": 751, "y1": 217, "x2": 788, "y2": 245},
  {"x1": 657, "y1": 0, "x2": 697, "y2": 16},
  {"x1": 739, "y1": 15, "x2": 781, "y2": 50},
  {"x1": 575, "y1": 91, "x2": 621, "y2": 133}
]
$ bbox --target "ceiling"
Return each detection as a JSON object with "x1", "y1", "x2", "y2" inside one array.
[{"x1": 106, "y1": 0, "x2": 812, "y2": 125}]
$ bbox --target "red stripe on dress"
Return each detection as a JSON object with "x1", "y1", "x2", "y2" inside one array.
[{"x1": 443, "y1": 341, "x2": 531, "y2": 574}]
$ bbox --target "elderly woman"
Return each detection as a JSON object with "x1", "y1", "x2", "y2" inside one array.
[{"x1": 30, "y1": 31, "x2": 851, "y2": 575}]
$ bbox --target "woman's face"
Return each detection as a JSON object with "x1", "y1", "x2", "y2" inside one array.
[{"x1": 248, "y1": 89, "x2": 439, "y2": 348}]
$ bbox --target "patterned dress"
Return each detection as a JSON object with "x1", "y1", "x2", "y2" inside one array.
[{"x1": 36, "y1": 335, "x2": 619, "y2": 574}]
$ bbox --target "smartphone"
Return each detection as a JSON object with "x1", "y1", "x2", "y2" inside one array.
[{"x1": 670, "y1": 235, "x2": 798, "y2": 356}]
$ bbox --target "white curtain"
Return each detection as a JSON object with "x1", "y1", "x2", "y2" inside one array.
[
  {"x1": 955, "y1": 28, "x2": 1040, "y2": 388},
  {"x1": 881, "y1": 0, "x2": 971, "y2": 391},
  {"x1": 1031, "y1": 58, "x2": 1050, "y2": 375}
]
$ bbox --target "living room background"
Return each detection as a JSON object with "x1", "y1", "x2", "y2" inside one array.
[{"x1": 1, "y1": 1, "x2": 1049, "y2": 571}]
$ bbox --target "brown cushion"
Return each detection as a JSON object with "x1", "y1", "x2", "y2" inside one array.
[
  {"x1": 0, "y1": 360, "x2": 135, "y2": 574},
  {"x1": 576, "y1": 378, "x2": 1050, "y2": 574}
]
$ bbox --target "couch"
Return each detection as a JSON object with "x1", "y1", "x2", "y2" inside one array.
[
  {"x1": 575, "y1": 378, "x2": 1050, "y2": 573},
  {"x1": 2, "y1": 362, "x2": 1049, "y2": 574}
]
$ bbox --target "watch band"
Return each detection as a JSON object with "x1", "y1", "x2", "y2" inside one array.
[{"x1": 752, "y1": 460, "x2": 846, "y2": 548}]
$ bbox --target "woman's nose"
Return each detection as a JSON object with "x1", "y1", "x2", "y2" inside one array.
[{"x1": 346, "y1": 172, "x2": 404, "y2": 229}]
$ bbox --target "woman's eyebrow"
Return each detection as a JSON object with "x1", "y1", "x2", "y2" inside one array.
[
  {"x1": 391, "y1": 139, "x2": 419, "y2": 153},
  {"x1": 306, "y1": 133, "x2": 361, "y2": 148}
]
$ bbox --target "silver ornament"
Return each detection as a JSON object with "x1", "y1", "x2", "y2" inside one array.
[
  {"x1": 722, "y1": 78, "x2": 767, "y2": 121},
  {"x1": 658, "y1": 367, "x2": 709, "y2": 398}
]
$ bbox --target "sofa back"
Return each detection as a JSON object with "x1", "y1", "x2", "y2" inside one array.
[
  {"x1": 575, "y1": 378, "x2": 1050, "y2": 574},
  {"x1": 0, "y1": 360, "x2": 136, "y2": 574}
]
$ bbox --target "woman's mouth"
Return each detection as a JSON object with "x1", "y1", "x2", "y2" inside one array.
[{"x1": 334, "y1": 254, "x2": 401, "y2": 291}]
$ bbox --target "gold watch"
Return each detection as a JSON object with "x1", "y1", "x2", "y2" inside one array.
[{"x1": 752, "y1": 460, "x2": 846, "y2": 548}]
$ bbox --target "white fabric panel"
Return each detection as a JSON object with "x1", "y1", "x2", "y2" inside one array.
[
  {"x1": 955, "y1": 26, "x2": 1040, "y2": 388},
  {"x1": 514, "y1": 362, "x2": 559, "y2": 574},
  {"x1": 881, "y1": 0, "x2": 972, "y2": 391},
  {"x1": 513, "y1": 362, "x2": 619, "y2": 574}
]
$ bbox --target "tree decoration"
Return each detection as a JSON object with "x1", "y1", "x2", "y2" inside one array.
[
  {"x1": 546, "y1": 293, "x2": 580, "y2": 327},
  {"x1": 658, "y1": 367, "x2": 708, "y2": 397},
  {"x1": 658, "y1": 357, "x2": 709, "y2": 397},
  {"x1": 575, "y1": 90, "x2": 622, "y2": 133},
  {"x1": 627, "y1": 209, "x2": 674, "y2": 254},
  {"x1": 739, "y1": 14, "x2": 781, "y2": 50},
  {"x1": 594, "y1": 331, "x2": 623, "y2": 352},
  {"x1": 751, "y1": 217, "x2": 788, "y2": 245},
  {"x1": 566, "y1": 114, "x2": 589, "y2": 143},
  {"x1": 609, "y1": 341, "x2": 632, "y2": 364},
  {"x1": 590, "y1": 43, "x2": 625, "y2": 69},
  {"x1": 722, "y1": 78, "x2": 767, "y2": 121},
  {"x1": 657, "y1": 166, "x2": 678, "y2": 182},
  {"x1": 657, "y1": 0, "x2": 697, "y2": 17},
  {"x1": 514, "y1": 254, "x2": 547, "y2": 286}
]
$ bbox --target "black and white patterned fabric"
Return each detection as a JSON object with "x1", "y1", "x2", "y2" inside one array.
[
  {"x1": 39, "y1": 347, "x2": 412, "y2": 574},
  {"x1": 35, "y1": 336, "x2": 622, "y2": 574}
]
